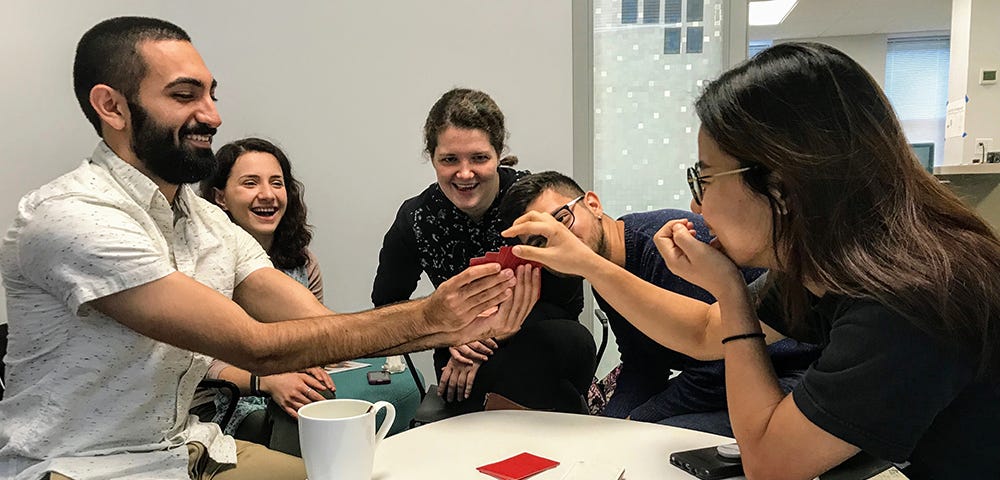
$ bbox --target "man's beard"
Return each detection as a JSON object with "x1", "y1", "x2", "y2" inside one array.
[
  {"x1": 129, "y1": 100, "x2": 217, "y2": 184},
  {"x1": 592, "y1": 218, "x2": 610, "y2": 261}
]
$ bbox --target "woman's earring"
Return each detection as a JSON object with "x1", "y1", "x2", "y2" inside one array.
[
  {"x1": 774, "y1": 194, "x2": 789, "y2": 216},
  {"x1": 768, "y1": 185, "x2": 788, "y2": 216}
]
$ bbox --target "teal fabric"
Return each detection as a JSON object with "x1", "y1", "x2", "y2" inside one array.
[
  {"x1": 330, "y1": 357, "x2": 422, "y2": 436},
  {"x1": 266, "y1": 357, "x2": 423, "y2": 457}
]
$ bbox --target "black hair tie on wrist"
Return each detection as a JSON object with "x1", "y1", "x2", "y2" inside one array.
[
  {"x1": 721, "y1": 332, "x2": 767, "y2": 344},
  {"x1": 250, "y1": 374, "x2": 262, "y2": 396}
]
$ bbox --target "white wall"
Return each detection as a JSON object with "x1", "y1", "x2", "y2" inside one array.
[
  {"x1": 778, "y1": 33, "x2": 888, "y2": 86},
  {"x1": 948, "y1": 0, "x2": 1000, "y2": 165},
  {"x1": 0, "y1": 1, "x2": 576, "y2": 330}
]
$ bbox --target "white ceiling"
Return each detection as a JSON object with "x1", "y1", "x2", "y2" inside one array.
[{"x1": 749, "y1": 0, "x2": 952, "y2": 41}]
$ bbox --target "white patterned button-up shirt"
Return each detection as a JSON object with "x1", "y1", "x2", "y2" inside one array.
[{"x1": 0, "y1": 142, "x2": 272, "y2": 480}]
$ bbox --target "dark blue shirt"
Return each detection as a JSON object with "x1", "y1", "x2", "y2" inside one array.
[{"x1": 595, "y1": 209, "x2": 818, "y2": 419}]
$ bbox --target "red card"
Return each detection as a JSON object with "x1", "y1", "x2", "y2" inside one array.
[
  {"x1": 477, "y1": 452, "x2": 560, "y2": 480},
  {"x1": 470, "y1": 246, "x2": 543, "y2": 270},
  {"x1": 498, "y1": 246, "x2": 515, "y2": 268},
  {"x1": 498, "y1": 246, "x2": 542, "y2": 270}
]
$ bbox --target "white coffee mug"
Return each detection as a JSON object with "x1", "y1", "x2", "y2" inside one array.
[{"x1": 298, "y1": 398, "x2": 396, "y2": 480}]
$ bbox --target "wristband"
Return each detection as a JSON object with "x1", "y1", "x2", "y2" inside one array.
[
  {"x1": 249, "y1": 374, "x2": 262, "y2": 396},
  {"x1": 721, "y1": 332, "x2": 766, "y2": 344}
]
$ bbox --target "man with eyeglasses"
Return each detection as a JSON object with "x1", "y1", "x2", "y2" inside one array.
[{"x1": 499, "y1": 171, "x2": 819, "y2": 436}]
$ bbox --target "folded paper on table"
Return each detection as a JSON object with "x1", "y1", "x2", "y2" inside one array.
[{"x1": 324, "y1": 360, "x2": 369, "y2": 374}]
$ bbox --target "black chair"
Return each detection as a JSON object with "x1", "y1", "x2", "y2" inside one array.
[
  {"x1": 1, "y1": 322, "x2": 7, "y2": 399},
  {"x1": 193, "y1": 378, "x2": 242, "y2": 432},
  {"x1": 192, "y1": 378, "x2": 289, "y2": 448},
  {"x1": 594, "y1": 309, "x2": 610, "y2": 369},
  {"x1": 406, "y1": 309, "x2": 610, "y2": 428},
  {"x1": 403, "y1": 352, "x2": 448, "y2": 428}
]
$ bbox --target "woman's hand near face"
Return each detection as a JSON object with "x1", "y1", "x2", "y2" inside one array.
[
  {"x1": 654, "y1": 219, "x2": 745, "y2": 300},
  {"x1": 501, "y1": 211, "x2": 604, "y2": 277}
]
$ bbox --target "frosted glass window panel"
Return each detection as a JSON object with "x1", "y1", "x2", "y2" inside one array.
[
  {"x1": 665, "y1": 0, "x2": 683, "y2": 23},
  {"x1": 664, "y1": 27, "x2": 682, "y2": 54},
  {"x1": 595, "y1": 0, "x2": 729, "y2": 216},
  {"x1": 885, "y1": 36, "x2": 949, "y2": 167},
  {"x1": 622, "y1": 0, "x2": 639, "y2": 24},
  {"x1": 687, "y1": 0, "x2": 704, "y2": 22},
  {"x1": 644, "y1": 0, "x2": 661, "y2": 24},
  {"x1": 687, "y1": 26, "x2": 704, "y2": 54}
]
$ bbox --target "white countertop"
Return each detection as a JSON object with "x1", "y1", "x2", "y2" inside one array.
[{"x1": 372, "y1": 410, "x2": 741, "y2": 479}]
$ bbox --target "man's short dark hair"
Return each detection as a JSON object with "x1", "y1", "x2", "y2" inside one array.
[
  {"x1": 499, "y1": 171, "x2": 586, "y2": 228},
  {"x1": 73, "y1": 16, "x2": 191, "y2": 136}
]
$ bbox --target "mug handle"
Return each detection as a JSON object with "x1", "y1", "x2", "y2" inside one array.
[{"x1": 371, "y1": 401, "x2": 396, "y2": 445}]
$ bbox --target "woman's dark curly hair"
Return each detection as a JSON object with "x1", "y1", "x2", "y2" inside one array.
[{"x1": 201, "y1": 137, "x2": 312, "y2": 270}]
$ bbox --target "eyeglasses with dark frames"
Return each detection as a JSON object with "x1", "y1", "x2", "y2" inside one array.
[
  {"x1": 526, "y1": 195, "x2": 585, "y2": 247},
  {"x1": 686, "y1": 164, "x2": 754, "y2": 206}
]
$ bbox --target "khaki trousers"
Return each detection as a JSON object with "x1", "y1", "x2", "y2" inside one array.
[{"x1": 47, "y1": 440, "x2": 306, "y2": 480}]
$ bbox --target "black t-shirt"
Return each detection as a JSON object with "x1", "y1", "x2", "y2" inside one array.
[{"x1": 758, "y1": 289, "x2": 1000, "y2": 479}]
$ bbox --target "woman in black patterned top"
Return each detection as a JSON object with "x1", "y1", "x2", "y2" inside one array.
[{"x1": 372, "y1": 88, "x2": 596, "y2": 414}]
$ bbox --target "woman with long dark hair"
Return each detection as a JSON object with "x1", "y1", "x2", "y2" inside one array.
[
  {"x1": 505, "y1": 43, "x2": 1000, "y2": 478},
  {"x1": 198, "y1": 137, "x2": 333, "y2": 436}
]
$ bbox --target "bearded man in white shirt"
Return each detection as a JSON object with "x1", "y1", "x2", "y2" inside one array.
[{"x1": 0, "y1": 16, "x2": 538, "y2": 480}]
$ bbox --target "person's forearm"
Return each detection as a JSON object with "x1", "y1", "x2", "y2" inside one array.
[
  {"x1": 215, "y1": 365, "x2": 253, "y2": 394},
  {"x1": 717, "y1": 288, "x2": 785, "y2": 435},
  {"x1": 717, "y1": 289, "x2": 805, "y2": 478},
  {"x1": 231, "y1": 298, "x2": 463, "y2": 375},
  {"x1": 221, "y1": 268, "x2": 467, "y2": 373},
  {"x1": 584, "y1": 257, "x2": 723, "y2": 359},
  {"x1": 368, "y1": 330, "x2": 460, "y2": 356},
  {"x1": 91, "y1": 269, "x2": 492, "y2": 379}
]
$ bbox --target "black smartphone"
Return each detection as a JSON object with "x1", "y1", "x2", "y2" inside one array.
[
  {"x1": 669, "y1": 445, "x2": 744, "y2": 480},
  {"x1": 367, "y1": 370, "x2": 392, "y2": 385}
]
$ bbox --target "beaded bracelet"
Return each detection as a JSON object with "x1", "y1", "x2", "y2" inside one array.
[{"x1": 721, "y1": 332, "x2": 766, "y2": 344}]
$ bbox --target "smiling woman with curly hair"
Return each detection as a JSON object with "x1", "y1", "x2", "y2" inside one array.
[{"x1": 198, "y1": 137, "x2": 333, "y2": 436}]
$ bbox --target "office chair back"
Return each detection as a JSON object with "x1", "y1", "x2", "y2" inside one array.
[{"x1": 1, "y1": 322, "x2": 7, "y2": 398}]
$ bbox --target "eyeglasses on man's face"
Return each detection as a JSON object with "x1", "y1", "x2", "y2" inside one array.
[
  {"x1": 526, "y1": 195, "x2": 585, "y2": 247},
  {"x1": 686, "y1": 164, "x2": 754, "y2": 206}
]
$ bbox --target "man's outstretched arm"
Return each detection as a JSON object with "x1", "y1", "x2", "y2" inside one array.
[{"x1": 89, "y1": 263, "x2": 518, "y2": 375}]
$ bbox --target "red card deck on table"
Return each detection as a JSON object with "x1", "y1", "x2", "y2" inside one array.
[
  {"x1": 476, "y1": 452, "x2": 560, "y2": 480},
  {"x1": 469, "y1": 245, "x2": 543, "y2": 269}
]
